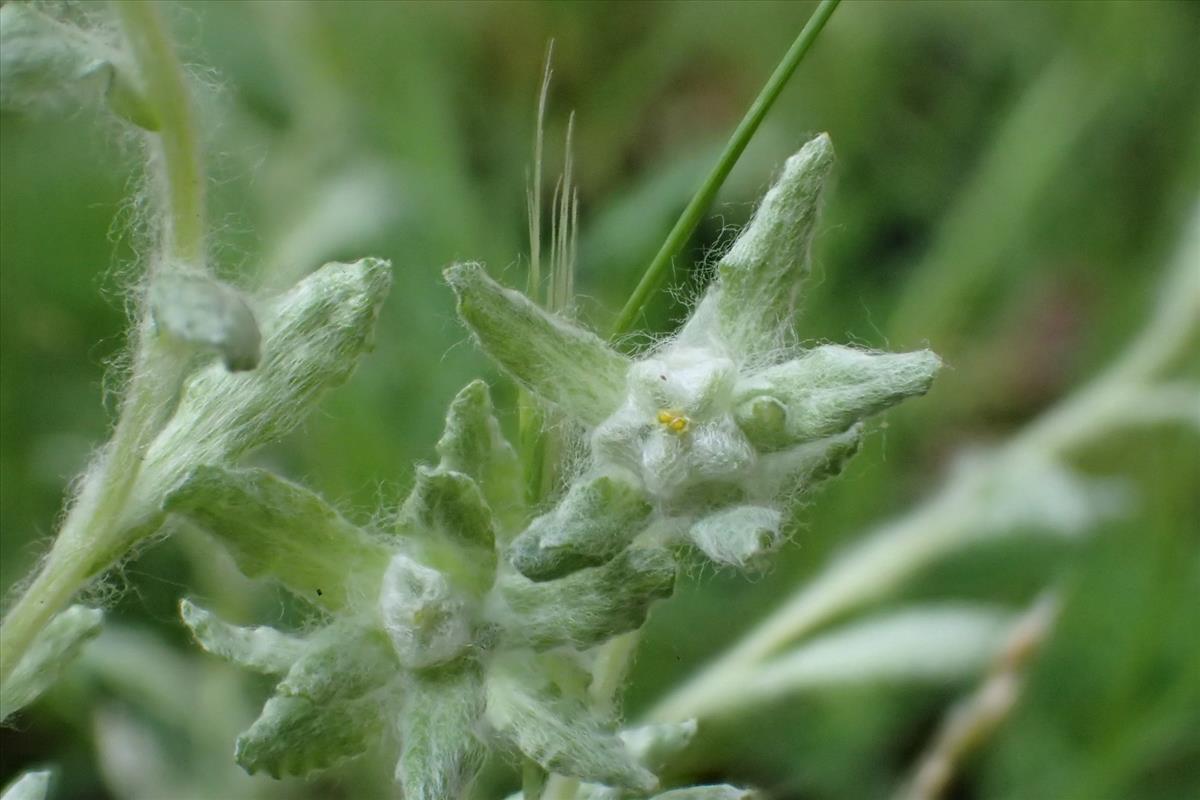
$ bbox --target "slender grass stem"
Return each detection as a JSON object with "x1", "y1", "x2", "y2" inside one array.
[
  {"x1": 581, "y1": 0, "x2": 844, "y2": 736},
  {"x1": 608, "y1": 0, "x2": 841, "y2": 338}
]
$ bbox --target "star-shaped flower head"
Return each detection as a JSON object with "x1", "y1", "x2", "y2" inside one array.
[
  {"x1": 171, "y1": 380, "x2": 679, "y2": 797},
  {"x1": 448, "y1": 134, "x2": 941, "y2": 573}
]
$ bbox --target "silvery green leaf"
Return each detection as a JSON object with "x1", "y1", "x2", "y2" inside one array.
[
  {"x1": 0, "y1": 771, "x2": 50, "y2": 800},
  {"x1": 130, "y1": 258, "x2": 391, "y2": 523},
  {"x1": 1, "y1": 604, "x2": 102, "y2": 720},
  {"x1": 235, "y1": 691, "x2": 385, "y2": 779},
  {"x1": 400, "y1": 467, "x2": 498, "y2": 595},
  {"x1": 734, "y1": 606, "x2": 1013, "y2": 711},
  {"x1": 734, "y1": 345, "x2": 941, "y2": 449},
  {"x1": 687, "y1": 506, "x2": 783, "y2": 571},
  {"x1": 150, "y1": 272, "x2": 261, "y2": 371},
  {"x1": 485, "y1": 650, "x2": 657, "y2": 792},
  {"x1": 276, "y1": 624, "x2": 395, "y2": 704},
  {"x1": 509, "y1": 471, "x2": 652, "y2": 581},
  {"x1": 0, "y1": 3, "x2": 156, "y2": 129},
  {"x1": 652, "y1": 786, "x2": 757, "y2": 800},
  {"x1": 436, "y1": 380, "x2": 523, "y2": 526},
  {"x1": 166, "y1": 466, "x2": 390, "y2": 611},
  {"x1": 678, "y1": 135, "x2": 833, "y2": 355},
  {"x1": 179, "y1": 599, "x2": 304, "y2": 675},
  {"x1": 621, "y1": 719, "x2": 698, "y2": 772},
  {"x1": 752, "y1": 425, "x2": 864, "y2": 507},
  {"x1": 397, "y1": 660, "x2": 487, "y2": 800},
  {"x1": 499, "y1": 547, "x2": 675, "y2": 650},
  {"x1": 445, "y1": 262, "x2": 629, "y2": 425},
  {"x1": 969, "y1": 450, "x2": 1130, "y2": 537},
  {"x1": 379, "y1": 553, "x2": 473, "y2": 670}
]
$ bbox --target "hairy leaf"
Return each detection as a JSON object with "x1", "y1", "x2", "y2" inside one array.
[
  {"x1": 179, "y1": 599, "x2": 303, "y2": 675},
  {"x1": 446, "y1": 262, "x2": 629, "y2": 425},
  {"x1": 1, "y1": 605, "x2": 102, "y2": 720},
  {"x1": 499, "y1": 547, "x2": 675, "y2": 650},
  {"x1": 166, "y1": 466, "x2": 390, "y2": 611}
]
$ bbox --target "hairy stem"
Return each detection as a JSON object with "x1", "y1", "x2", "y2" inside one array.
[
  {"x1": 113, "y1": 0, "x2": 207, "y2": 268},
  {"x1": 1, "y1": 2, "x2": 207, "y2": 685},
  {"x1": 608, "y1": 0, "x2": 841, "y2": 337}
]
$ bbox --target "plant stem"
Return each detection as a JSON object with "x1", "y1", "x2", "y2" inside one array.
[
  {"x1": 112, "y1": 0, "x2": 206, "y2": 268},
  {"x1": 1, "y1": 1, "x2": 206, "y2": 686},
  {"x1": 893, "y1": 593, "x2": 1060, "y2": 800},
  {"x1": 608, "y1": 0, "x2": 841, "y2": 337}
]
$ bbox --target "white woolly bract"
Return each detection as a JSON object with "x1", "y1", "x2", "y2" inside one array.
[{"x1": 380, "y1": 553, "x2": 474, "y2": 670}]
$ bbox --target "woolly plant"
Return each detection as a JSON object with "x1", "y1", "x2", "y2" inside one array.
[
  {"x1": 1, "y1": 1, "x2": 944, "y2": 797},
  {"x1": 169, "y1": 131, "x2": 939, "y2": 798}
]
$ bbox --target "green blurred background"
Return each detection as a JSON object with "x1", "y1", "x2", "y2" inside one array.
[{"x1": 2, "y1": 1, "x2": 1198, "y2": 798}]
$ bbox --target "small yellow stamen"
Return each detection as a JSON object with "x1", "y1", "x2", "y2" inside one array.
[{"x1": 657, "y1": 409, "x2": 690, "y2": 434}]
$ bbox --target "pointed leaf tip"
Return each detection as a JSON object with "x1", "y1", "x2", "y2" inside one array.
[
  {"x1": 446, "y1": 262, "x2": 629, "y2": 425},
  {"x1": 179, "y1": 599, "x2": 304, "y2": 675},
  {"x1": 684, "y1": 133, "x2": 836, "y2": 354}
]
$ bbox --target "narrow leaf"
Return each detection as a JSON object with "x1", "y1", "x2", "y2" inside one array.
[
  {"x1": 679, "y1": 135, "x2": 834, "y2": 355},
  {"x1": 235, "y1": 692, "x2": 385, "y2": 779},
  {"x1": 166, "y1": 466, "x2": 390, "y2": 611},
  {"x1": 276, "y1": 623, "x2": 396, "y2": 703},
  {"x1": 397, "y1": 660, "x2": 487, "y2": 800},
  {"x1": 499, "y1": 547, "x2": 675, "y2": 650},
  {"x1": 400, "y1": 467, "x2": 498, "y2": 594},
  {"x1": 486, "y1": 650, "x2": 657, "y2": 792},
  {"x1": 436, "y1": 380, "x2": 523, "y2": 525},
  {"x1": 132, "y1": 258, "x2": 391, "y2": 522},
  {"x1": 509, "y1": 471, "x2": 652, "y2": 581},
  {"x1": 1, "y1": 604, "x2": 102, "y2": 720},
  {"x1": 653, "y1": 786, "x2": 757, "y2": 800},
  {"x1": 734, "y1": 345, "x2": 941, "y2": 449},
  {"x1": 743, "y1": 606, "x2": 1013, "y2": 706},
  {"x1": 446, "y1": 262, "x2": 629, "y2": 425},
  {"x1": 179, "y1": 599, "x2": 304, "y2": 675}
]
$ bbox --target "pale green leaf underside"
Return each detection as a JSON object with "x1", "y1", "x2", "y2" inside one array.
[
  {"x1": 1, "y1": 604, "x2": 102, "y2": 720},
  {"x1": 166, "y1": 465, "x2": 390, "y2": 611}
]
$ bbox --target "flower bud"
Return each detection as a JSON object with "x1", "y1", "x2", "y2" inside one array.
[
  {"x1": 379, "y1": 553, "x2": 474, "y2": 670},
  {"x1": 734, "y1": 345, "x2": 941, "y2": 449}
]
